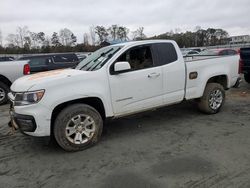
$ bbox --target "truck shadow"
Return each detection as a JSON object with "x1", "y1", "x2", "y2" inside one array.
[
  {"x1": 102, "y1": 101, "x2": 201, "y2": 140},
  {"x1": 0, "y1": 101, "x2": 200, "y2": 153}
]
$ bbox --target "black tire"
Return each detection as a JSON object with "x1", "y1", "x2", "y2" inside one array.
[
  {"x1": 0, "y1": 81, "x2": 10, "y2": 105},
  {"x1": 244, "y1": 73, "x2": 250, "y2": 83},
  {"x1": 198, "y1": 83, "x2": 225, "y2": 114},
  {"x1": 54, "y1": 104, "x2": 103, "y2": 152}
]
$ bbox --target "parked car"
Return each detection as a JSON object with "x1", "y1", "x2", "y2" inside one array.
[
  {"x1": 9, "y1": 40, "x2": 240, "y2": 151},
  {"x1": 199, "y1": 48, "x2": 238, "y2": 56},
  {"x1": 188, "y1": 48, "x2": 206, "y2": 52},
  {"x1": 181, "y1": 50, "x2": 200, "y2": 56},
  {"x1": 239, "y1": 48, "x2": 250, "y2": 83},
  {"x1": 0, "y1": 56, "x2": 15, "y2": 62},
  {"x1": 0, "y1": 60, "x2": 30, "y2": 105},
  {"x1": 19, "y1": 53, "x2": 80, "y2": 73}
]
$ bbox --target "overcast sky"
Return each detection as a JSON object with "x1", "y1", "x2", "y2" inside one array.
[{"x1": 1, "y1": 0, "x2": 250, "y2": 43}]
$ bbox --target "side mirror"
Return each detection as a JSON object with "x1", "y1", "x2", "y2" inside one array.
[{"x1": 114, "y1": 61, "x2": 131, "y2": 73}]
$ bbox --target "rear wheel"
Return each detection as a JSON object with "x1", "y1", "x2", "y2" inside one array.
[
  {"x1": 54, "y1": 104, "x2": 103, "y2": 152},
  {"x1": 198, "y1": 83, "x2": 225, "y2": 114},
  {"x1": 0, "y1": 81, "x2": 10, "y2": 105},
  {"x1": 244, "y1": 73, "x2": 250, "y2": 83}
]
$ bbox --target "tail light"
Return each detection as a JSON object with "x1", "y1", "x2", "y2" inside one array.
[
  {"x1": 239, "y1": 59, "x2": 243, "y2": 74},
  {"x1": 23, "y1": 64, "x2": 30, "y2": 75}
]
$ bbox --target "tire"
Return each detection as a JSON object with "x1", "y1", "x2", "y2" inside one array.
[
  {"x1": 54, "y1": 104, "x2": 103, "y2": 152},
  {"x1": 0, "y1": 81, "x2": 10, "y2": 105},
  {"x1": 244, "y1": 73, "x2": 250, "y2": 83},
  {"x1": 198, "y1": 83, "x2": 225, "y2": 114}
]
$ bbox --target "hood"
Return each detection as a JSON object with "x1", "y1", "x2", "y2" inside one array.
[{"x1": 11, "y1": 69, "x2": 87, "y2": 92}]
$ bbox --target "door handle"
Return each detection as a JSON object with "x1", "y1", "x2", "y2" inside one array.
[{"x1": 148, "y1": 73, "x2": 160, "y2": 78}]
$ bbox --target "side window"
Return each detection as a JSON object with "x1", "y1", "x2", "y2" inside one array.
[
  {"x1": 228, "y1": 50, "x2": 237, "y2": 55},
  {"x1": 116, "y1": 46, "x2": 153, "y2": 71},
  {"x1": 29, "y1": 57, "x2": 49, "y2": 66},
  {"x1": 53, "y1": 54, "x2": 78, "y2": 63},
  {"x1": 153, "y1": 43, "x2": 178, "y2": 66},
  {"x1": 220, "y1": 50, "x2": 228, "y2": 56}
]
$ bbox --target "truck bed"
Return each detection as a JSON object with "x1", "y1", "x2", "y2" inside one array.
[{"x1": 184, "y1": 55, "x2": 240, "y2": 100}]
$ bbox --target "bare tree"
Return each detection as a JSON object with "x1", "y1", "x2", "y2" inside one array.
[
  {"x1": 117, "y1": 26, "x2": 129, "y2": 41},
  {"x1": 108, "y1": 25, "x2": 119, "y2": 41},
  {"x1": 132, "y1": 27, "x2": 146, "y2": 40},
  {"x1": 16, "y1": 26, "x2": 29, "y2": 48},
  {"x1": 51, "y1": 32, "x2": 61, "y2": 46},
  {"x1": 6, "y1": 34, "x2": 19, "y2": 47},
  {"x1": 59, "y1": 28, "x2": 76, "y2": 46},
  {"x1": 95, "y1": 26, "x2": 109, "y2": 43},
  {"x1": 89, "y1": 26, "x2": 96, "y2": 45},
  {"x1": 43, "y1": 36, "x2": 51, "y2": 46},
  {"x1": 83, "y1": 33, "x2": 89, "y2": 46}
]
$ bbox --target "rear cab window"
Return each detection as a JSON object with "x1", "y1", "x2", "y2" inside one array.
[
  {"x1": 21, "y1": 56, "x2": 51, "y2": 66},
  {"x1": 151, "y1": 43, "x2": 178, "y2": 66}
]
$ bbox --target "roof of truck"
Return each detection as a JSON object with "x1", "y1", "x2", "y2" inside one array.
[{"x1": 111, "y1": 40, "x2": 175, "y2": 48}]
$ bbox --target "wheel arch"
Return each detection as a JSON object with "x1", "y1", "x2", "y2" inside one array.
[
  {"x1": 206, "y1": 75, "x2": 228, "y2": 90},
  {"x1": 51, "y1": 97, "x2": 106, "y2": 135},
  {"x1": 0, "y1": 75, "x2": 12, "y2": 87}
]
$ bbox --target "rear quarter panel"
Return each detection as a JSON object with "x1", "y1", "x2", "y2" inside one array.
[{"x1": 185, "y1": 55, "x2": 239, "y2": 100}]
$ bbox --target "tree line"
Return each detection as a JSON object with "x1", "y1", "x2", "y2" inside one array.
[
  {"x1": 0, "y1": 25, "x2": 229, "y2": 54},
  {"x1": 150, "y1": 27, "x2": 229, "y2": 48}
]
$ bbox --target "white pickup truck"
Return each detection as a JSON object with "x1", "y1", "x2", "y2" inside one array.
[
  {"x1": 9, "y1": 40, "x2": 240, "y2": 151},
  {"x1": 0, "y1": 60, "x2": 30, "y2": 105}
]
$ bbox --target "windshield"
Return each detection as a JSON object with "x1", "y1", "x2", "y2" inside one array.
[{"x1": 76, "y1": 46, "x2": 123, "y2": 71}]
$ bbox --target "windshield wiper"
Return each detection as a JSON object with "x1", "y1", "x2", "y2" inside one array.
[
  {"x1": 89, "y1": 48, "x2": 121, "y2": 71},
  {"x1": 80, "y1": 49, "x2": 114, "y2": 71},
  {"x1": 93, "y1": 48, "x2": 114, "y2": 62},
  {"x1": 80, "y1": 61, "x2": 92, "y2": 70},
  {"x1": 87, "y1": 48, "x2": 115, "y2": 71},
  {"x1": 91, "y1": 48, "x2": 121, "y2": 71}
]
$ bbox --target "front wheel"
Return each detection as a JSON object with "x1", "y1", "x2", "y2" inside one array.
[
  {"x1": 244, "y1": 73, "x2": 250, "y2": 83},
  {"x1": 198, "y1": 83, "x2": 225, "y2": 114},
  {"x1": 54, "y1": 104, "x2": 103, "y2": 152}
]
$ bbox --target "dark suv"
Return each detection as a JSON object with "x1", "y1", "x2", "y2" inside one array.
[
  {"x1": 19, "y1": 53, "x2": 80, "y2": 73},
  {"x1": 0, "y1": 56, "x2": 15, "y2": 62}
]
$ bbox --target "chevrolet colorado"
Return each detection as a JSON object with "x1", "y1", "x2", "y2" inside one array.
[{"x1": 9, "y1": 40, "x2": 240, "y2": 151}]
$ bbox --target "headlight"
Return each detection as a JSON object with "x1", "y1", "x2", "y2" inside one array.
[{"x1": 14, "y1": 90, "x2": 45, "y2": 106}]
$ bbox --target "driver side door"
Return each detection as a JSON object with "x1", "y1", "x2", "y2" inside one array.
[{"x1": 108, "y1": 45, "x2": 163, "y2": 116}]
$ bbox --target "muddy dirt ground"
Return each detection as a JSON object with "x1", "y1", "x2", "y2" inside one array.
[{"x1": 0, "y1": 80, "x2": 250, "y2": 188}]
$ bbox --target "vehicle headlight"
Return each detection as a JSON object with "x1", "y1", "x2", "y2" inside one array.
[{"x1": 14, "y1": 90, "x2": 45, "y2": 106}]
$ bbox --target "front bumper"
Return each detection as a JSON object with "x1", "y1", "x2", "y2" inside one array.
[
  {"x1": 8, "y1": 95, "x2": 52, "y2": 137},
  {"x1": 10, "y1": 111, "x2": 37, "y2": 133}
]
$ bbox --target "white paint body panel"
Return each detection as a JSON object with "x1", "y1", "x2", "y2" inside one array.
[
  {"x1": 0, "y1": 60, "x2": 29, "y2": 83},
  {"x1": 10, "y1": 40, "x2": 240, "y2": 137}
]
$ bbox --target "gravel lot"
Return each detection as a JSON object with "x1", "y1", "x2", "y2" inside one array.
[{"x1": 0, "y1": 80, "x2": 250, "y2": 188}]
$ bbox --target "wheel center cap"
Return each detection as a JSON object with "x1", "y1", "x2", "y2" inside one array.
[{"x1": 77, "y1": 125, "x2": 84, "y2": 132}]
